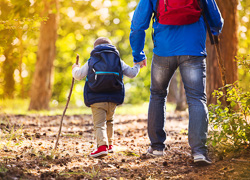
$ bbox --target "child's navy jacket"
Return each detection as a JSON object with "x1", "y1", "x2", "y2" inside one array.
[{"x1": 84, "y1": 45, "x2": 125, "y2": 107}]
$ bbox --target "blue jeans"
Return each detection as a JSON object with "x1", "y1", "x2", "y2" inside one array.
[{"x1": 148, "y1": 54, "x2": 208, "y2": 156}]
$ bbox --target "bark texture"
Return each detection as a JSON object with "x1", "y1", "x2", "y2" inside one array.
[
  {"x1": 3, "y1": 49, "x2": 16, "y2": 98},
  {"x1": 206, "y1": 0, "x2": 239, "y2": 104}
]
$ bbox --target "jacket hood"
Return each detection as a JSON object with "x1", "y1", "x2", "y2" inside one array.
[{"x1": 91, "y1": 44, "x2": 120, "y2": 56}]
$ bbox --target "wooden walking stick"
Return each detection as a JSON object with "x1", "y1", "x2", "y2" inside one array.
[
  {"x1": 54, "y1": 54, "x2": 79, "y2": 150},
  {"x1": 201, "y1": 2, "x2": 227, "y2": 87}
]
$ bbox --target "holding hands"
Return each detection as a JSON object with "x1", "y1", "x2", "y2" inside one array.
[{"x1": 135, "y1": 59, "x2": 147, "y2": 68}]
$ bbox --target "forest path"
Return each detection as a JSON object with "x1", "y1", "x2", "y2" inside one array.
[{"x1": 0, "y1": 113, "x2": 249, "y2": 179}]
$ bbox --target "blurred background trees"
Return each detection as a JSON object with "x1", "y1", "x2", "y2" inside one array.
[
  {"x1": 0, "y1": 0, "x2": 249, "y2": 111},
  {"x1": 0, "y1": 0, "x2": 42, "y2": 99}
]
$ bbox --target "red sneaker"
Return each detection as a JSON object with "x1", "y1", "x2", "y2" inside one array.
[
  {"x1": 90, "y1": 145, "x2": 108, "y2": 158},
  {"x1": 108, "y1": 145, "x2": 113, "y2": 153}
]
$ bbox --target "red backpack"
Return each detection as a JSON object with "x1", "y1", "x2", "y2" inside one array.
[{"x1": 156, "y1": 0, "x2": 202, "y2": 25}]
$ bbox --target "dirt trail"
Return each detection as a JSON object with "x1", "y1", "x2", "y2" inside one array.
[{"x1": 0, "y1": 113, "x2": 249, "y2": 179}]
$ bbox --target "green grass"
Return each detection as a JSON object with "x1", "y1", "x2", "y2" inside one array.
[
  {"x1": 0, "y1": 164, "x2": 8, "y2": 173},
  {"x1": 0, "y1": 98, "x2": 176, "y2": 115}
]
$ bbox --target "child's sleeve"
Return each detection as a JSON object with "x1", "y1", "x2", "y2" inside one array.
[
  {"x1": 72, "y1": 62, "x2": 89, "y2": 80},
  {"x1": 121, "y1": 60, "x2": 140, "y2": 78}
]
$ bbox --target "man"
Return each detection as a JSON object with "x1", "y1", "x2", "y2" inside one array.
[{"x1": 130, "y1": 0, "x2": 223, "y2": 165}]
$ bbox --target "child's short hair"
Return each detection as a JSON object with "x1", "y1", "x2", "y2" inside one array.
[{"x1": 94, "y1": 37, "x2": 112, "y2": 48}]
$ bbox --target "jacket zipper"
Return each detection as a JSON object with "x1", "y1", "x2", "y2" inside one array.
[{"x1": 92, "y1": 68, "x2": 119, "y2": 80}]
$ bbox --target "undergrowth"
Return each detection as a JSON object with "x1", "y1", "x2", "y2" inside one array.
[{"x1": 208, "y1": 57, "x2": 250, "y2": 158}]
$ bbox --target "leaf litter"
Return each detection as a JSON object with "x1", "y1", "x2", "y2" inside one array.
[{"x1": 0, "y1": 113, "x2": 249, "y2": 179}]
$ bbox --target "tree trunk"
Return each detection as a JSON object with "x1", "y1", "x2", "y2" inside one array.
[
  {"x1": 168, "y1": 72, "x2": 177, "y2": 103},
  {"x1": 3, "y1": 49, "x2": 16, "y2": 98},
  {"x1": 1, "y1": 25, "x2": 16, "y2": 99},
  {"x1": 29, "y1": 0, "x2": 59, "y2": 110},
  {"x1": 18, "y1": 28, "x2": 25, "y2": 98},
  {"x1": 176, "y1": 77, "x2": 187, "y2": 111},
  {"x1": 206, "y1": 0, "x2": 238, "y2": 104}
]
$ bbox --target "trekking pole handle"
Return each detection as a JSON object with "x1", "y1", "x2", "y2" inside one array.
[{"x1": 214, "y1": 35, "x2": 219, "y2": 45}]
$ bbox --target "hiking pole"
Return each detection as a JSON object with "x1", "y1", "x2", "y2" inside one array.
[
  {"x1": 201, "y1": 8, "x2": 228, "y2": 96},
  {"x1": 54, "y1": 54, "x2": 79, "y2": 150},
  {"x1": 201, "y1": 2, "x2": 230, "y2": 106},
  {"x1": 213, "y1": 35, "x2": 227, "y2": 87},
  {"x1": 213, "y1": 36, "x2": 231, "y2": 107}
]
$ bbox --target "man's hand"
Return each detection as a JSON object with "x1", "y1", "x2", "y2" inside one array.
[
  {"x1": 72, "y1": 63, "x2": 80, "y2": 70},
  {"x1": 135, "y1": 59, "x2": 147, "y2": 68}
]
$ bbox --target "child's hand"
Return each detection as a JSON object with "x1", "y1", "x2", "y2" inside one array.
[
  {"x1": 135, "y1": 59, "x2": 147, "y2": 68},
  {"x1": 72, "y1": 63, "x2": 80, "y2": 70}
]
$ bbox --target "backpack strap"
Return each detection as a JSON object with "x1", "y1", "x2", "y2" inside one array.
[
  {"x1": 86, "y1": 58, "x2": 91, "y2": 81},
  {"x1": 164, "y1": 0, "x2": 168, "y2": 12},
  {"x1": 151, "y1": 0, "x2": 158, "y2": 47}
]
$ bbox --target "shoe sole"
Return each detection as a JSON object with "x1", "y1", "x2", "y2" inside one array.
[
  {"x1": 108, "y1": 149, "x2": 113, "y2": 153},
  {"x1": 147, "y1": 152, "x2": 164, "y2": 156},
  {"x1": 90, "y1": 151, "x2": 108, "y2": 158},
  {"x1": 147, "y1": 147, "x2": 164, "y2": 156},
  {"x1": 194, "y1": 159, "x2": 212, "y2": 166}
]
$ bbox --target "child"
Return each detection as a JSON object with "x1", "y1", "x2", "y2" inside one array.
[{"x1": 72, "y1": 37, "x2": 140, "y2": 158}]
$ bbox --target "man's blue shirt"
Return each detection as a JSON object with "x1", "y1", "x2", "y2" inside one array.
[{"x1": 130, "y1": 0, "x2": 224, "y2": 62}]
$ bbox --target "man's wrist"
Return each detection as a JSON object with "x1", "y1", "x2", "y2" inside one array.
[{"x1": 133, "y1": 57, "x2": 146, "y2": 63}]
